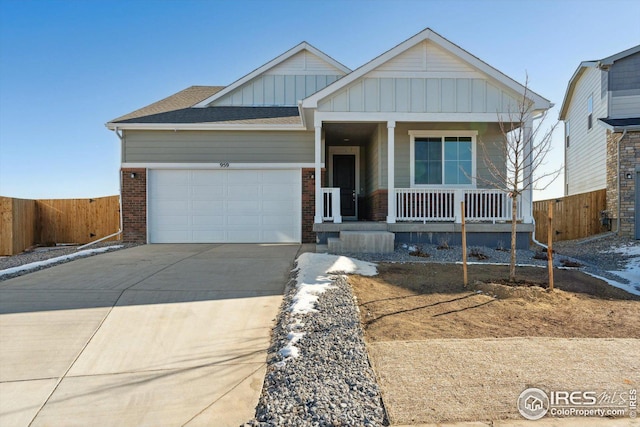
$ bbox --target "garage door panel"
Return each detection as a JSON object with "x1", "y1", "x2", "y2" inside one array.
[
  {"x1": 262, "y1": 215, "x2": 295, "y2": 226},
  {"x1": 227, "y1": 201, "x2": 259, "y2": 213},
  {"x1": 263, "y1": 201, "x2": 296, "y2": 213},
  {"x1": 192, "y1": 201, "x2": 223, "y2": 214},
  {"x1": 153, "y1": 200, "x2": 189, "y2": 215},
  {"x1": 228, "y1": 215, "x2": 260, "y2": 226},
  {"x1": 190, "y1": 230, "x2": 226, "y2": 242},
  {"x1": 148, "y1": 169, "x2": 300, "y2": 243},
  {"x1": 153, "y1": 230, "x2": 190, "y2": 243},
  {"x1": 227, "y1": 186, "x2": 259, "y2": 199},
  {"x1": 192, "y1": 215, "x2": 224, "y2": 228},
  {"x1": 191, "y1": 170, "x2": 225, "y2": 185},
  {"x1": 153, "y1": 215, "x2": 189, "y2": 228},
  {"x1": 261, "y1": 170, "x2": 295, "y2": 183},
  {"x1": 152, "y1": 170, "x2": 190, "y2": 186},
  {"x1": 191, "y1": 186, "x2": 224, "y2": 199},
  {"x1": 152, "y1": 185, "x2": 189, "y2": 199}
]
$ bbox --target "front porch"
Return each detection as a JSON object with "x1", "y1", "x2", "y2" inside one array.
[{"x1": 311, "y1": 120, "x2": 535, "y2": 251}]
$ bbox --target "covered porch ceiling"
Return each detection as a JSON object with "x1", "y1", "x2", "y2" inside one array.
[{"x1": 323, "y1": 122, "x2": 378, "y2": 145}]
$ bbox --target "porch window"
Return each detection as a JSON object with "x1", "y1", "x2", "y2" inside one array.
[{"x1": 410, "y1": 131, "x2": 476, "y2": 187}]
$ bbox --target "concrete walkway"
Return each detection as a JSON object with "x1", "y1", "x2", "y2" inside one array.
[{"x1": 0, "y1": 244, "x2": 302, "y2": 427}]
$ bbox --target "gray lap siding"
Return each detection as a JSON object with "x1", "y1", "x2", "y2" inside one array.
[{"x1": 122, "y1": 130, "x2": 314, "y2": 163}]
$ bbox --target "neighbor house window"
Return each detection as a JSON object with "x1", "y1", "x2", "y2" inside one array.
[
  {"x1": 410, "y1": 131, "x2": 476, "y2": 187},
  {"x1": 587, "y1": 95, "x2": 593, "y2": 130},
  {"x1": 565, "y1": 120, "x2": 570, "y2": 148}
]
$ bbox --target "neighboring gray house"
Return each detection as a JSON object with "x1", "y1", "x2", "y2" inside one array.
[
  {"x1": 107, "y1": 28, "x2": 552, "y2": 248},
  {"x1": 559, "y1": 45, "x2": 640, "y2": 239}
]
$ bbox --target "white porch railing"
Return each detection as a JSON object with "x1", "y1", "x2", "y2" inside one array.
[
  {"x1": 395, "y1": 189, "x2": 456, "y2": 221},
  {"x1": 321, "y1": 188, "x2": 342, "y2": 223},
  {"x1": 320, "y1": 187, "x2": 522, "y2": 224},
  {"x1": 395, "y1": 188, "x2": 522, "y2": 223}
]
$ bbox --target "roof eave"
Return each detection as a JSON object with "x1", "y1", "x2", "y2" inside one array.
[
  {"x1": 598, "y1": 120, "x2": 640, "y2": 132},
  {"x1": 558, "y1": 62, "x2": 598, "y2": 120}
]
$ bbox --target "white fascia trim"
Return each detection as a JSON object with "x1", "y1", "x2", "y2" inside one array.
[
  {"x1": 315, "y1": 111, "x2": 521, "y2": 123},
  {"x1": 302, "y1": 27, "x2": 551, "y2": 111},
  {"x1": 558, "y1": 62, "x2": 597, "y2": 120},
  {"x1": 193, "y1": 42, "x2": 351, "y2": 108},
  {"x1": 106, "y1": 123, "x2": 306, "y2": 131},
  {"x1": 123, "y1": 162, "x2": 323, "y2": 170},
  {"x1": 600, "y1": 44, "x2": 640, "y2": 66}
]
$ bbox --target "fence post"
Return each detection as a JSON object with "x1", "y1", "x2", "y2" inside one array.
[{"x1": 461, "y1": 201, "x2": 468, "y2": 287}]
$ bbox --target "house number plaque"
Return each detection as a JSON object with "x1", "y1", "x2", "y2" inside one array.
[{"x1": 219, "y1": 162, "x2": 230, "y2": 168}]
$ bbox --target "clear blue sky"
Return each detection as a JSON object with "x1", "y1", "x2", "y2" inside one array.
[{"x1": 1, "y1": 0, "x2": 638, "y2": 200}]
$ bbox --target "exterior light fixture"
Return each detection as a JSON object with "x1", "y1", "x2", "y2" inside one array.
[{"x1": 130, "y1": 172, "x2": 136, "y2": 179}]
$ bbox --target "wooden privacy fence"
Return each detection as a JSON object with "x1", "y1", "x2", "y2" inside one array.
[
  {"x1": 533, "y1": 189, "x2": 607, "y2": 242},
  {"x1": 1, "y1": 195, "x2": 120, "y2": 256}
]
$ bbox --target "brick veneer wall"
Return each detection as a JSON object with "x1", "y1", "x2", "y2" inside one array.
[
  {"x1": 121, "y1": 168, "x2": 147, "y2": 243},
  {"x1": 367, "y1": 189, "x2": 388, "y2": 221},
  {"x1": 605, "y1": 130, "x2": 639, "y2": 237},
  {"x1": 301, "y1": 168, "x2": 326, "y2": 243}
]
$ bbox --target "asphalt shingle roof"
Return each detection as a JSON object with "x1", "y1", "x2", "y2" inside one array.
[
  {"x1": 112, "y1": 106, "x2": 301, "y2": 125},
  {"x1": 600, "y1": 117, "x2": 640, "y2": 128},
  {"x1": 109, "y1": 85, "x2": 225, "y2": 123},
  {"x1": 109, "y1": 85, "x2": 302, "y2": 126}
]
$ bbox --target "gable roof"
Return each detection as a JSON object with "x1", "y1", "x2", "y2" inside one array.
[
  {"x1": 559, "y1": 44, "x2": 640, "y2": 120},
  {"x1": 193, "y1": 42, "x2": 351, "y2": 108},
  {"x1": 110, "y1": 85, "x2": 224, "y2": 123},
  {"x1": 302, "y1": 27, "x2": 551, "y2": 111}
]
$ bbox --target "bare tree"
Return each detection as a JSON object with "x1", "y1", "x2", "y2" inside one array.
[{"x1": 478, "y1": 77, "x2": 561, "y2": 282}]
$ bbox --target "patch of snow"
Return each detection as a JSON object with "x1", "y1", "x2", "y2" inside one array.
[
  {"x1": 606, "y1": 243, "x2": 640, "y2": 291},
  {"x1": 278, "y1": 253, "x2": 378, "y2": 362},
  {"x1": 0, "y1": 246, "x2": 124, "y2": 278},
  {"x1": 584, "y1": 271, "x2": 640, "y2": 297},
  {"x1": 278, "y1": 344, "x2": 300, "y2": 358}
]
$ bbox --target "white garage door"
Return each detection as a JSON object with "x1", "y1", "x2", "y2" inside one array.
[{"x1": 148, "y1": 169, "x2": 301, "y2": 243}]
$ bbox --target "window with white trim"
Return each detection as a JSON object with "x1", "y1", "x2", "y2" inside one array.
[
  {"x1": 410, "y1": 131, "x2": 476, "y2": 187},
  {"x1": 565, "y1": 120, "x2": 570, "y2": 148},
  {"x1": 587, "y1": 95, "x2": 593, "y2": 130}
]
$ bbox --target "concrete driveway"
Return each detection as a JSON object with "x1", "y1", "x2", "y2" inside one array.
[{"x1": 0, "y1": 243, "x2": 301, "y2": 427}]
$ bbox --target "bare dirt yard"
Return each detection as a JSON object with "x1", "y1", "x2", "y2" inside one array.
[{"x1": 350, "y1": 263, "x2": 640, "y2": 424}]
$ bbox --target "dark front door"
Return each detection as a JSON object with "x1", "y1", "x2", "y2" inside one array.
[{"x1": 333, "y1": 154, "x2": 356, "y2": 217}]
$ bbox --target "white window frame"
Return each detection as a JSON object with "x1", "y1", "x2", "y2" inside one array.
[
  {"x1": 587, "y1": 95, "x2": 593, "y2": 130},
  {"x1": 409, "y1": 130, "x2": 478, "y2": 188},
  {"x1": 565, "y1": 120, "x2": 570, "y2": 148}
]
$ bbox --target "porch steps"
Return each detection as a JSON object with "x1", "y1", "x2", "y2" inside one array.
[{"x1": 327, "y1": 231, "x2": 394, "y2": 254}]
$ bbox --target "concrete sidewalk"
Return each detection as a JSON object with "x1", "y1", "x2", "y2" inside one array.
[{"x1": 0, "y1": 244, "x2": 302, "y2": 427}]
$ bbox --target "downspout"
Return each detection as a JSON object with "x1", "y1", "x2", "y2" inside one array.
[
  {"x1": 530, "y1": 111, "x2": 547, "y2": 249},
  {"x1": 77, "y1": 127, "x2": 124, "y2": 250},
  {"x1": 615, "y1": 129, "x2": 627, "y2": 234}
]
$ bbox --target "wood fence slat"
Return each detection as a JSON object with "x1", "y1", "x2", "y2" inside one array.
[
  {"x1": 1, "y1": 195, "x2": 120, "y2": 255},
  {"x1": 533, "y1": 189, "x2": 607, "y2": 242}
]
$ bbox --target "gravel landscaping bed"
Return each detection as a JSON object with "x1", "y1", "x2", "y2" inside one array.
[
  {"x1": 341, "y1": 233, "x2": 636, "y2": 286},
  {"x1": 0, "y1": 241, "x2": 138, "y2": 281},
  {"x1": 248, "y1": 273, "x2": 386, "y2": 426}
]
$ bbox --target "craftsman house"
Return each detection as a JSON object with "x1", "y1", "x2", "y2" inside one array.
[
  {"x1": 559, "y1": 44, "x2": 640, "y2": 239},
  {"x1": 107, "y1": 28, "x2": 552, "y2": 250}
]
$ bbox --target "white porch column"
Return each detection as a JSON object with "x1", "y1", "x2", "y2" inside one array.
[
  {"x1": 387, "y1": 121, "x2": 396, "y2": 224},
  {"x1": 522, "y1": 116, "x2": 534, "y2": 223},
  {"x1": 314, "y1": 124, "x2": 323, "y2": 224}
]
